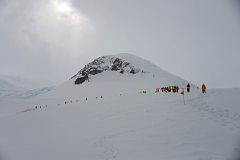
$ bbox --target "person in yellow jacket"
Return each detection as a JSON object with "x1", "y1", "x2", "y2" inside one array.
[{"x1": 202, "y1": 83, "x2": 206, "y2": 94}]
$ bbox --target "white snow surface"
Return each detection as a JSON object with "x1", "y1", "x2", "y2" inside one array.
[
  {"x1": 0, "y1": 75, "x2": 54, "y2": 99},
  {"x1": 0, "y1": 54, "x2": 239, "y2": 160}
]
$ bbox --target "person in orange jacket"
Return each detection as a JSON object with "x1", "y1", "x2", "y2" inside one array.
[{"x1": 202, "y1": 83, "x2": 206, "y2": 94}]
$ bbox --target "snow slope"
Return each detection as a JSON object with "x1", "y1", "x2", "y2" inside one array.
[
  {"x1": 0, "y1": 89, "x2": 239, "y2": 160},
  {"x1": 0, "y1": 75, "x2": 54, "y2": 99},
  {"x1": 0, "y1": 54, "x2": 239, "y2": 160}
]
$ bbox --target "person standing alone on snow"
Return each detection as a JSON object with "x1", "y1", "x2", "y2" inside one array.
[{"x1": 202, "y1": 83, "x2": 206, "y2": 94}]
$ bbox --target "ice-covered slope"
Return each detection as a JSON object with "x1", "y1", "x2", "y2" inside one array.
[
  {"x1": 0, "y1": 88, "x2": 239, "y2": 160},
  {"x1": 42, "y1": 53, "x2": 190, "y2": 99}
]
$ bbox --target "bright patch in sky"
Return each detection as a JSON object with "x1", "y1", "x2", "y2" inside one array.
[
  {"x1": 51, "y1": 0, "x2": 90, "y2": 25},
  {"x1": 54, "y1": 0, "x2": 73, "y2": 14}
]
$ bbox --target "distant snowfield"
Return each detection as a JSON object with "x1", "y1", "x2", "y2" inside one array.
[
  {"x1": 0, "y1": 54, "x2": 240, "y2": 160},
  {"x1": 0, "y1": 75, "x2": 54, "y2": 99}
]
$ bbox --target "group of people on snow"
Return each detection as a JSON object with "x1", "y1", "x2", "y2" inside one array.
[
  {"x1": 156, "y1": 86, "x2": 180, "y2": 93},
  {"x1": 35, "y1": 105, "x2": 47, "y2": 109},
  {"x1": 154, "y1": 83, "x2": 207, "y2": 94},
  {"x1": 141, "y1": 90, "x2": 147, "y2": 94},
  {"x1": 186, "y1": 83, "x2": 207, "y2": 94}
]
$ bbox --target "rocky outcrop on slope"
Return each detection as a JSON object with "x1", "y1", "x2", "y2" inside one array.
[{"x1": 71, "y1": 56, "x2": 141, "y2": 84}]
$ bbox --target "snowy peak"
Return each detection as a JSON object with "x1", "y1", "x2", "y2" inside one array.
[
  {"x1": 41, "y1": 53, "x2": 191, "y2": 99},
  {"x1": 67, "y1": 53, "x2": 188, "y2": 88},
  {"x1": 71, "y1": 54, "x2": 147, "y2": 84}
]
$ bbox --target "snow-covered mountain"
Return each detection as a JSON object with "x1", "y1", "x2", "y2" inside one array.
[
  {"x1": 71, "y1": 53, "x2": 186, "y2": 84},
  {"x1": 0, "y1": 53, "x2": 239, "y2": 160},
  {"x1": 42, "y1": 53, "x2": 190, "y2": 99}
]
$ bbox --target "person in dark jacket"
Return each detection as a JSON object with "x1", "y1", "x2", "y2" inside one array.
[
  {"x1": 187, "y1": 83, "x2": 190, "y2": 92},
  {"x1": 176, "y1": 86, "x2": 179, "y2": 93}
]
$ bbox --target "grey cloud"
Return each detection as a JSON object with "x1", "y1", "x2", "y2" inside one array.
[
  {"x1": 71, "y1": 0, "x2": 240, "y2": 88},
  {"x1": 0, "y1": 0, "x2": 240, "y2": 87}
]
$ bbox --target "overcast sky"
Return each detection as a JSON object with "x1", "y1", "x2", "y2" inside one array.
[{"x1": 0, "y1": 0, "x2": 240, "y2": 88}]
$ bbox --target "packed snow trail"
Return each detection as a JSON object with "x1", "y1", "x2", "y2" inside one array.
[{"x1": 188, "y1": 89, "x2": 240, "y2": 131}]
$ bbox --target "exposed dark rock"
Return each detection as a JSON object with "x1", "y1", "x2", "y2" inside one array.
[
  {"x1": 111, "y1": 65, "x2": 120, "y2": 71},
  {"x1": 120, "y1": 69, "x2": 124, "y2": 74},
  {"x1": 75, "y1": 76, "x2": 88, "y2": 84},
  {"x1": 130, "y1": 68, "x2": 140, "y2": 74},
  {"x1": 72, "y1": 55, "x2": 142, "y2": 85},
  {"x1": 113, "y1": 58, "x2": 123, "y2": 67},
  {"x1": 123, "y1": 62, "x2": 130, "y2": 67},
  {"x1": 130, "y1": 69, "x2": 135, "y2": 74},
  {"x1": 111, "y1": 58, "x2": 123, "y2": 71},
  {"x1": 88, "y1": 67, "x2": 103, "y2": 75}
]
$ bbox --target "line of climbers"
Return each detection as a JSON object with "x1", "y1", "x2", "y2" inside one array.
[
  {"x1": 186, "y1": 83, "x2": 206, "y2": 94},
  {"x1": 35, "y1": 105, "x2": 47, "y2": 109},
  {"x1": 32, "y1": 94, "x2": 125, "y2": 112},
  {"x1": 155, "y1": 83, "x2": 206, "y2": 94},
  {"x1": 32, "y1": 84, "x2": 207, "y2": 111},
  {"x1": 156, "y1": 86, "x2": 180, "y2": 93}
]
